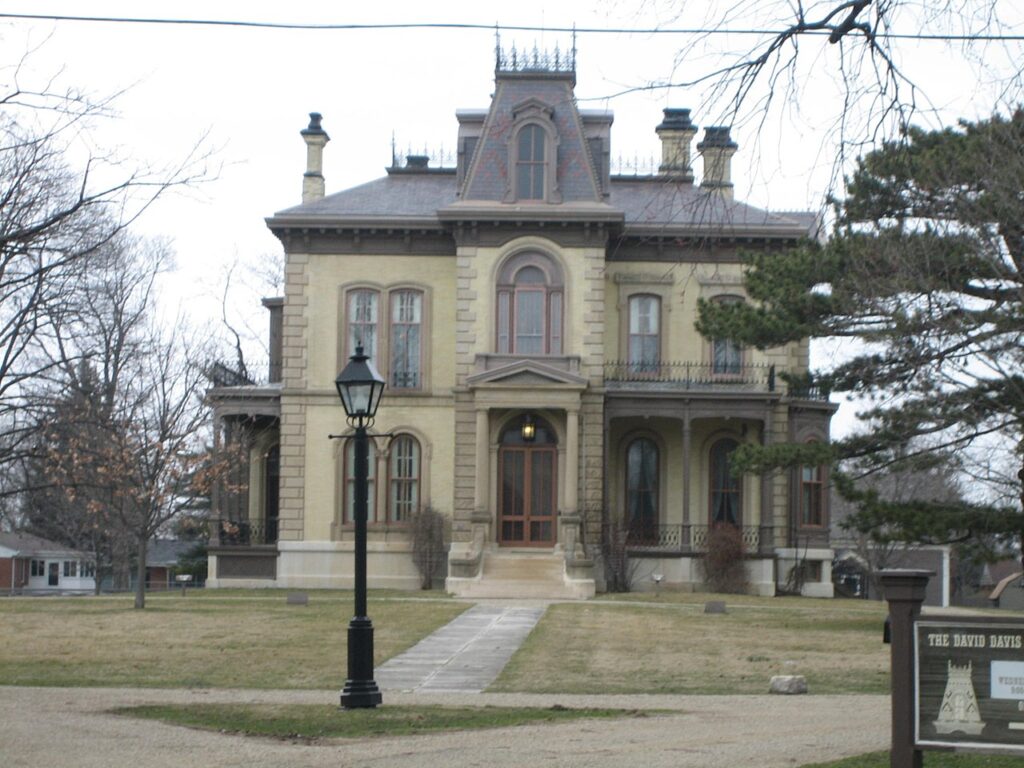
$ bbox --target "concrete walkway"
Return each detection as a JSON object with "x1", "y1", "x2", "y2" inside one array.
[{"x1": 375, "y1": 603, "x2": 545, "y2": 693}]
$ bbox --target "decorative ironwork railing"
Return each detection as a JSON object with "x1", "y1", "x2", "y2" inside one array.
[
  {"x1": 787, "y1": 383, "x2": 831, "y2": 401},
  {"x1": 604, "y1": 361, "x2": 776, "y2": 392},
  {"x1": 496, "y1": 42, "x2": 575, "y2": 73},
  {"x1": 216, "y1": 518, "x2": 278, "y2": 547},
  {"x1": 609, "y1": 523, "x2": 771, "y2": 554},
  {"x1": 205, "y1": 360, "x2": 273, "y2": 387}
]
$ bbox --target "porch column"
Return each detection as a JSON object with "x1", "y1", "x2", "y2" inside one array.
[
  {"x1": 564, "y1": 408, "x2": 579, "y2": 514},
  {"x1": 474, "y1": 408, "x2": 489, "y2": 513},
  {"x1": 761, "y1": 405, "x2": 774, "y2": 552},
  {"x1": 681, "y1": 408, "x2": 691, "y2": 524}
]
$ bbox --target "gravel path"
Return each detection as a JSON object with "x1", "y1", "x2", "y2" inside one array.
[{"x1": 1, "y1": 685, "x2": 889, "y2": 767}]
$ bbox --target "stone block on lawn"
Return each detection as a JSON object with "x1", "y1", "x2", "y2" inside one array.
[
  {"x1": 769, "y1": 675, "x2": 808, "y2": 694},
  {"x1": 286, "y1": 592, "x2": 309, "y2": 606},
  {"x1": 704, "y1": 600, "x2": 727, "y2": 614}
]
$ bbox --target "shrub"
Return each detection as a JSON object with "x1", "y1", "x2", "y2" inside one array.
[
  {"x1": 700, "y1": 524, "x2": 748, "y2": 594},
  {"x1": 409, "y1": 506, "x2": 447, "y2": 589},
  {"x1": 601, "y1": 518, "x2": 638, "y2": 593}
]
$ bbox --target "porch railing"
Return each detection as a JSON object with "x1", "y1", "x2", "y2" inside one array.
[
  {"x1": 215, "y1": 518, "x2": 278, "y2": 547},
  {"x1": 604, "y1": 361, "x2": 775, "y2": 392},
  {"x1": 606, "y1": 523, "x2": 773, "y2": 555}
]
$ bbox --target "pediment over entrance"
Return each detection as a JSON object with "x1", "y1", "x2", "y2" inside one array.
[{"x1": 466, "y1": 358, "x2": 588, "y2": 390}]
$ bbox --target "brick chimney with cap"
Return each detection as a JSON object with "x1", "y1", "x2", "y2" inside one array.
[
  {"x1": 656, "y1": 108, "x2": 698, "y2": 182},
  {"x1": 697, "y1": 126, "x2": 738, "y2": 198},
  {"x1": 301, "y1": 112, "x2": 330, "y2": 203}
]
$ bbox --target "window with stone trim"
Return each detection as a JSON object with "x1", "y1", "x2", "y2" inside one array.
[
  {"x1": 496, "y1": 252, "x2": 563, "y2": 355},
  {"x1": 709, "y1": 438, "x2": 742, "y2": 526},
  {"x1": 628, "y1": 295, "x2": 661, "y2": 374},
  {"x1": 347, "y1": 288, "x2": 379, "y2": 366},
  {"x1": 344, "y1": 438, "x2": 377, "y2": 523},
  {"x1": 626, "y1": 437, "x2": 659, "y2": 539},
  {"x1": 388, "y1": 434, "x2": 421, "y2": 523},
  {"x1": 709, "y1": 295, "x2": 744, "y2": 376},
  {"x1": 800, "y1": 461, "x2": 825, "y2": 526},
  {"x1": 389, "y1": 290, "x2": 422, "y2": 389}
]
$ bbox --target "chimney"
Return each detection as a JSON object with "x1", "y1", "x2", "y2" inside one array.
[
  {"x1": 656, "y1": 108, "x2": 697, "y2": 182},
  {"x1": 262, "y1": 297, "x2": 284, "y2": 384},
  {"x1": 697, "y1": 126, "x2": 738, "y2": 198},
  {"x1": 300, "y1": 112, "x2": 330, "y2": 203}
]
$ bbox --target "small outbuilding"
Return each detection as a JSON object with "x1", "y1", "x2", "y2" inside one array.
[{"x1": 0, "y1": 532, "x2": 96, "y2": 594}]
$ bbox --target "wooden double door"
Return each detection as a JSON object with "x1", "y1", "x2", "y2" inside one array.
[{"x1": 498, "y1": 443, "x2": 557, "y2": 546}]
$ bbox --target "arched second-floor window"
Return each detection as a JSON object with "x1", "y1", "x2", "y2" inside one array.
[
  {"x1": 626, "y1": 437, "x2": 659, "y2": 538},
  {"x1": 343, "y1": 438, "x2": 377, "y2": 523},
  {"x1": 496, "y1": 253, "x2": 563, "y2": 355},
  {"x1": 388, "y1": 434, "x2": 420, "y2": 523},
  {"x1": 347, "y1": 288, "x2": 380, "y2": 366},
  {"x1": 709, "y1": 438, "x2": 741, "y2": 526},
  {"x1": 390, "y1": 290, "x2": 422, "y2": 389}
]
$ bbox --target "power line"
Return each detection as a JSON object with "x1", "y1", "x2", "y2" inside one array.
[{"x1": 1, "y1": 12, "x2": 1023, "y2": 42}]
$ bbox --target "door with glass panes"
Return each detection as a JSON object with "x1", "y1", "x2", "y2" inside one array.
[{"x1": 498, "y1": 420, "x2": 557, "y2": 546}]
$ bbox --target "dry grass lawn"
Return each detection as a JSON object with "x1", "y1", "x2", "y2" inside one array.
[
  {"x1": 0, "y1": 590, "x2": 464, "y2": 689},
  {"x1": 491, "y1": 594, "x2": 891, "y2": 695}
]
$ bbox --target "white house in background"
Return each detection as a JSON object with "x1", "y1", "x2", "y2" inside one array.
[{"x1": 0, "y1": 532, "x2": 96, "y2": 594}]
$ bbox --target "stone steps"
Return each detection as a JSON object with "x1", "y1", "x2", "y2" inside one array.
[{"x1": 448, "y1": 551, "x2": 594, "y2": 599}]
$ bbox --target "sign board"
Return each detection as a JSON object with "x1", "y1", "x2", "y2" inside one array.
[
  {"x1": 915, "y1": 619, "x2": 1024, "y2": 751},
  {"x1": 175, "y1": 574, "x2": 193, "y2": 582}
]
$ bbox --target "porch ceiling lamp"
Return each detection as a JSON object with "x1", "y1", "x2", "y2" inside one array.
[
  {"x1": 334, "y1": 344, "x2": 384, "y2": 710},
  {"x1": 335, "y1": 345, "x2": 385, "y2": 428},
  {"x1": 521, "y1": 414, "x2": 536, "y2": 442}
]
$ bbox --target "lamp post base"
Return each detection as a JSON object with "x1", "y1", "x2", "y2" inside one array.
[{"x1": 340, "y1": 616, "x2": 382, "y2": 709}]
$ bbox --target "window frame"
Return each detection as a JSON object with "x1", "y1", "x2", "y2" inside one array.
[
  {"x1": 345, "y1": 287, "x2": 380, "y2": 367},
  {"x1": 504, "y1": 99, "x2": 561, "y2": 204},
  {"x1": 389, "y1": 288, "x2": 424, "y2": 391},
  {"x1": 708, "y1": 438, "x2": 742, "y2": 527},
  {"x1": 627, "y1": 294, "x2": 662, "y2": 375},
  {"x1": 387, "y1": 434, "x2": 421, "y2": 523},
  {"x1": 495, "y1": 252, "x2": 564, "y2": 356},
  {"x1": 625, "y1": 436, "x2": 660, "y2": 540},
  {"x1": 798, "y1": 446, "x2": 826, "y2": 527},
  {"x1": 707, "y1": 294, "x2": 745, "y2": 378},
  {"x1": 343, "y1": 436, "x2": 378, "y2": 524}
]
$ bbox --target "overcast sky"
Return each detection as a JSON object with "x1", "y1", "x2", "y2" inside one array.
[{"x1": 2, "y1": 1, "x2": 1022, "y2": 434}]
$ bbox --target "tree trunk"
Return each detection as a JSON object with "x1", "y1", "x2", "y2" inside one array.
[{"x1": 134, "y1": 534, "x2": 147, "y2": 609}]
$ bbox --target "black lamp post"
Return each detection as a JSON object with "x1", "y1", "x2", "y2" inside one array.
[{"x1": 335, "y1": 345, "x2": 385, "y2": 709}]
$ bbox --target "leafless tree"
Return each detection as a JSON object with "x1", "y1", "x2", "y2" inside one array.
[
  {"x1": 0, "y1": 52, "x2": 211, "y2": 494},
  {"x1": 631, "y1": 1, "x2": 1023, "y2": 188}
]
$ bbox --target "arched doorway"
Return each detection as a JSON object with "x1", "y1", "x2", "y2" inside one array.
[{"x1": 498, "y1": 416, "x2": 557, "y2": 546}]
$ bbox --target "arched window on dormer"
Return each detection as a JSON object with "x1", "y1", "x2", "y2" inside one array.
[
  {"x1": 506, "y1": 99, "x2": 560, "y2": 203},
  {"x1": 496, "y1": 252, "x2": 564, "y2": 355},
  {"x1": 516, "y1": 124, "x2": 546, "y2": 200}
]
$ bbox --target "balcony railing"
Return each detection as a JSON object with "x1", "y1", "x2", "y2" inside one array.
[
  {"x1": 604, "y1": 361, "x2": 776, "y2": 392},
  {"x1": 215, "y1": 518, "x2": 278, "y2": 547},
  {"x1": 606, "y1": 523, "x2": 773, "y2": 555}
]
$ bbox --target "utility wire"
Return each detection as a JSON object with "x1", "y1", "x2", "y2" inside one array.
[{"x1": 1, "y1": 12, "x2": 1023, "y2": 42}]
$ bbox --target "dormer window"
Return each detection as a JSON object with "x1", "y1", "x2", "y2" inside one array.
[
  {"x1": 505, "y1": 99, "x2": 560, "y2": 203},
  {"x1": 516, "y1": 124, "x2": 546, "y2": 200}
]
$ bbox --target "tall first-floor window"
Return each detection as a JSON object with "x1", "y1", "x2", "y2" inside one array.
[
  {"x1": 344, "y1": 438, "x2": 377, "y2": 523},
  {"x1": 800, "y1": 464, "x2": 824, "y2": 526},
  {"x1": 390, "y1": 290, "x2": 422, "y2": 389},
  {"x1": 389, "y1": 435, "x2": 421, "y2": 522},
  {"x1": 626, "y1": 438, "x2": 659, "y2": 538},
  {"x1": 709, "y1": 438, "x2": 741, "y2": 526}
]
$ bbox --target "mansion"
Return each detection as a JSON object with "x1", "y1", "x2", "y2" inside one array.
[{"x1": 207, "y1": 52, "x2": 836, "y2": 598}]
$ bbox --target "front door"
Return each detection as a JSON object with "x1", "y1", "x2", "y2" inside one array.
[
  {"x1": 498, "y1": 417, "x2": 557, "y2": 546},
  {"x1": 47, "y1": 562, "x2": 59, "y2": 587}
]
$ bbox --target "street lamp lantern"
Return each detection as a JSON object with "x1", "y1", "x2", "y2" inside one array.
[
  {"x1": 335, "y1": 344, "x2": 384, "y2": 709},
  {"x1": 335, "y1": 346, "x2": 385, "y2": 426}
]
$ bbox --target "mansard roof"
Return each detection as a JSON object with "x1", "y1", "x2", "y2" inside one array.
[{"x1": 269, "y1": 173, "x2": 815, "y2": 239}]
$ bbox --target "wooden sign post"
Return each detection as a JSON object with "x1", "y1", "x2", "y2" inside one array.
[{"x1": 882, "y1": 569, "x2": 1024, "y2": 766}]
